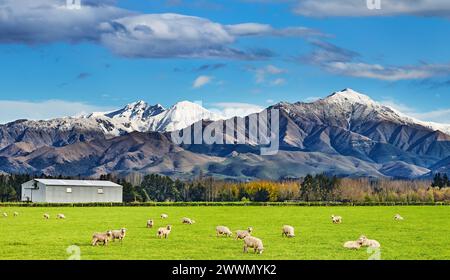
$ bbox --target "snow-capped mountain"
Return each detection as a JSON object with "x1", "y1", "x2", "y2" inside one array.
[
  {"x1": 329, "y1": 88, "x2": 450, "y2": 135},
  {"x1": 104, "y1": 101, "x2": 166, "y2": 120},
  {"x1": 301, "y1": 88, "x2": 450, "y2": 135},
  {"x1": 85, "y1": 100, "x2": 223, "y2": 133},
  {"x1": 0, "y1": 100, "x2": 224, "y2": 150},
  {"x1": 312, "y1": 88, "x2": 426, "y2": 127},
  {"x1": 146, "y1": 101, "x2": 224, "y2": 132},
  {"x1": 0, "y1": 88, "x2": 449, "y2": 180}
]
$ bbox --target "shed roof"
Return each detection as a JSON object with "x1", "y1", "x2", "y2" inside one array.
[{"x1": 34, "y1": 179, "x2": 122, "y2": 187}]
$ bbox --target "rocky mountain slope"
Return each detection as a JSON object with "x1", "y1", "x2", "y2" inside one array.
[
  {"x1": 0, "y1": 89, "x2": 449, "y2": 180},
  {"x1": 0, "y1": 100, "x2": 223, "y2": 151}
]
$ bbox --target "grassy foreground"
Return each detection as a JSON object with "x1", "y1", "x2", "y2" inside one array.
[{"x1": 0, "y1": 206, "x2": 449, "y2": 260}]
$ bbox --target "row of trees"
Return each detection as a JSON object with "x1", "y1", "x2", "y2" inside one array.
[
  {"x1": 118, "y1": 173, "x2": 448, "y2": 203},
  {"x1": 120, "y1": 174, "x2": 450, "y2": 203},
  {"x1": 432, "y1": 173, "x2": 450, "y2": 189},
  {"x1": 1, "y1": 173, "x2": 449, "y2": 203}
]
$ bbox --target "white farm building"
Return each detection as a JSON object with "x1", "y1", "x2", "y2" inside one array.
[{"x1": 21, "y1": 179, "x2": 123, "y2": 203}]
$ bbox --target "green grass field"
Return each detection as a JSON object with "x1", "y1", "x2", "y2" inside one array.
[{"x1": 0, "y1": 206, "x2": 449, "y2": 260}]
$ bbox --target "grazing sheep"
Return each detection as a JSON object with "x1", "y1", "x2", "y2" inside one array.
[
  {"x1": 157, "y1": 225, "x2": 172, "y2": 239},
  {"x1": 182, "y1": 217, "x2": 195, "y2": 224},
  {"x1": 357, "y1": 235, "x2": 381, "y2": 248},
  {"x1": 394, "y1": 214, "x2": 404, "y2": 221},
  {"x1": 147, "y1": 219, "x2": 154, "y2": 228},
  {"x1": 343, "y1": 240, "x2": 361, "y2": 250},
  {"x1": 331, "y1": 215, "x2": 342, "y2": 224},
  {"x1": 57, "y1": 214, "x2": 66, "y2": 219},
  {"x1": 243, "y1": 236, "x2": 264, "y2": 254},
  {"x1": 161, "y1": 214, "x2": 169, "y2": 219},
  {"x1": 282, "y1": 225, "x2": 295, "y2": 238},
  {"x1": 236, "y1": 227, "x2": 253, "y2": 240},
  {"x1": 92, "y1": 230, "x2": 113, "y2": 246},
  {"x1": 111, "y1": 228, "x2": 127, "y2": 242},
  {"x1": 43, "y1": 213, "x2": 50, "y2": 220},
  {"x1": 2, "y1": 212, "x2": 7, "y2": 218},
  {"x1": 216, "y1": 226, "x2": 233, "y2": 237},
  {"x1": 13, "y1": 212, "x2": 19, "y2": 217}
]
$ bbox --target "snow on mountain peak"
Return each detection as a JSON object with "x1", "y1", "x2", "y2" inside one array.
[
  {"x1": 324, "y1": 88, "x2": 377, "y2": 106},
  {"x1": 148, "y1": 100, "x2": 224, "y2": 132},
  {"x1": 82, "y1": 100, "x2": 224, "y2": 134},
  {"x1": 166, "y1": 101, "x2": 224, "y2": 122},
  {"x1": 104, "y1": 100, "x2": 163, "y2": 120},
  {"x1": 171, "y1": 100, "x2": 203, "y2": 109},
  {"x1": 318, "y1": 88, "x2": 450, "y2": 135}
]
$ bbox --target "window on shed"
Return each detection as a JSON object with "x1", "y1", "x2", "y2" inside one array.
[
  {"x1": 66, "y1": 188, "x2": 72, "y2": 193},
  {"x1": 98, "y1": 188, "x2": 104, "y2": 194}
]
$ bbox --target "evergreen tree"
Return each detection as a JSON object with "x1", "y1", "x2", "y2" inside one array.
[
  {"x1": 432, "y1": 173, "x2": 445, "y2": 189},
  {"x1": 443, "y1": 174, "x2": 449, "y2": 187}
]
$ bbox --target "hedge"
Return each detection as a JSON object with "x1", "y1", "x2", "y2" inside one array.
[{"x1": 0, "y1": 201, "x2": 449, "y2": 207}]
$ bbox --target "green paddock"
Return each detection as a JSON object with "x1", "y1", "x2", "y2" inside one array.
[{"x1": 0, "y1": 206, "x2": 449, "y2": 260}]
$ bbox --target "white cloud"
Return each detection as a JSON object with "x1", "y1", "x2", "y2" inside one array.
[
  {"x1": 193, "y1": 75, "x2": 213, "y2": 89},
  {"x1": 324, "y1": 62, "x2": 450, "y2": 81},
  {"x1": 0, "y1": 1, "x2": 324, "y2": 59},
  {"x1": 304, "y1": 96, "x2": 321, "y2": 102},
  {"x1": 0, "y1": 99, "x2": 114, "y2": 124},
  {"x1": 292, "y1": 0, "x2": 450, "y2": 18},
  {"x1": 225, "y1": 23, "x2": 325, "y2": 37},
  {"x1": 225, "y1": 23, "x2": 273, "y2": 36},
  {"x1": 412, "y1": 109, "x2": 450, "y2": 123},
  {"x1": 100, "y1": 13, "x2": 237, "y2": 59},
  {"x1": 304, "y1": 40, "x2": 450, "y2": 81},
  {"x1": 208, "y1": 102, "x2": 264, "y2": 118},
  {"x1": 381, "y1": 99, "x2": 450, "y2": 124},
  {"x1": 0, "y1": 0, "x2": 129, "y2": 44},
  {"x1": 100, "y1": 14, "x2": 324, "y2": 59},
  {"x1": 251, "y1": 65, "x2": 288, "y2": 84},
  {"x1": 270, "y1": 78, "x2": 286, "y2": 86}
]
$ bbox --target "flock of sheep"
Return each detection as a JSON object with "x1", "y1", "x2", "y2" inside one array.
[
  {"x1": 92, "y1": 228, "x2": 127, "y2": 246},
  {"x1": 87, "y1": 212, "x2": 405, "y2": 255},
  {"x1": 2, "y1": 211, "x2": 19, "y2": 217},
  {"x1": 2, "y1": 210, "x2": 405, "y2": 255},
  {"x1": 42, "y1": 213, "x2": 66, "y2": 219},
  {"x1": 342, "y1": 214, "x2": 404, "y2": 250}
]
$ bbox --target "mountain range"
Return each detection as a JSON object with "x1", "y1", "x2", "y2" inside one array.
[{"x1": 0, "y1": 89, "x2": 449, "y2": 180}]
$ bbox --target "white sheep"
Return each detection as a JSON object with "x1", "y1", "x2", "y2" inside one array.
[
  {"x1": 182, "y1": 217, "x2": 195, "y2": 224},
  {"x1": 92, "y1": 230, "x2": 113, "y2": 246},
  {"x1": 243, "y1": 236, "x2": 264, "y2": 254},
  {"x1": 343, "y1": 240, "x2": 361, "y2": 250},
  {"x1": 216, "y1": 226, "x2": 233, "y2": 237},
  {"x1": 282, "y1": 225, "x2": 295, "y2": 238},
  {"x1": 111, "y1": 228, "x2": 127, "y2": 242},
  {"x1": 13, "y1": 212, "x2": 19, "y2": 217},
  {"x1": 2, "y1": 212, "x2": 7, "y2": 218},
  {"x1": 394, "y1": 214, "x2": 404, "y2": 221},
  {"x1": 331, "y1": 215, "x2": 342, "y2": 224},
  {"x1": 357, "y1": 235, "x2": 381, "y2": 248},
  {"x1": 57, "y1": 214, "x2": 66, "y2": 219},
  {"x1": 161, "y1": 214, "x2": 169, "y2": 219},
  {"x1": 236, "y1": 227, "x2": 253, "y2": 240},
  {"x1": 147, "y1": 219, "x2": 154, "y2": 228},
  {"x1": 157, "y1": 225, "x2": 172, "y2": 239},
  {"x1": 43, "y1": 213, "x2": 50, "y2": 220}
]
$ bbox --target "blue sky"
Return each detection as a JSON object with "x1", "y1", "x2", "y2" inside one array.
[{"x1": 0, "y1": 0, "x2": 449, "y2": 123}]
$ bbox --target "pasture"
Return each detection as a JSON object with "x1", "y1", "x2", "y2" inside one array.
[{"x1": 0, "y1": 206, "x2": 449, "y2": 260}]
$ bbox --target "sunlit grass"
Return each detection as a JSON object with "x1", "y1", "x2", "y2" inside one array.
[{"x1": 0, "y1": 206, "x2": 449, "y2": 260}]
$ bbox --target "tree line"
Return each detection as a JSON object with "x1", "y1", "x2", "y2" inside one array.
[
  {"x1": 1, "y1": 173, "x2": 449, "y2": 203},
  {"x1": 432, "y1": 173, "x2": 450, "y2": 189}
]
